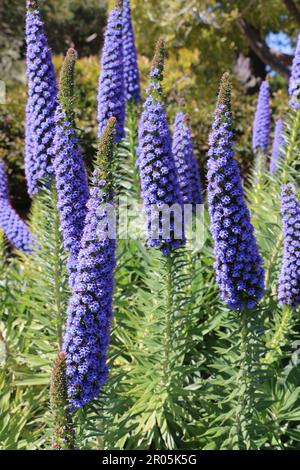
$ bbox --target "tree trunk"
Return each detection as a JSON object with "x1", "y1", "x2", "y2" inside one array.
[
  {"x1": 283, "y1": 0, "x2": 300, "y2": 26},
  {"x1": 236, "y1": 17, "x2": 291, "y2": 81},
  {"x1": 234, "y1": 52, "x2": 266, "y2": 94}
]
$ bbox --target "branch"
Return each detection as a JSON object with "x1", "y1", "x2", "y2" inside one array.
[
  {"x1": 236, "y1": 17, "x2": 291, "y2": 80},
  {"x1": 282, "y1": 0, "x2": 300, "y2": 26}
]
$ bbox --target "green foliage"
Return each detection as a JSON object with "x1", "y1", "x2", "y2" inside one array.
[
  {"x1": 0, "y1": 0, "x2": 107, "y2": 80},
  {"x1": 2, "y1": 2, "x2": 300, "y2": 449},
  {"x1": 2, "y1": 115, "x2": 300, "y2": 449},
  {"x1": 0, "y1": 185, "x2": 69, "y2": 449},
  {"x1": 94, "y1": 248, "x2": 203, "y2": 450}
]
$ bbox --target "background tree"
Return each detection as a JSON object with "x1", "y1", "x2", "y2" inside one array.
[
  {"x1": 0, "y1": 0, "x2": 107, "y2": 80},
  {"x1": 1, "y1": 0, "x2": 299, "y2": 215}
]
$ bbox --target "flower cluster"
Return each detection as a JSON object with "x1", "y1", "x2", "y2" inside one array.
[
  {"x1": 0, "y1": 161, "x2": 34, "y2": 253},
  {"x1": 270, "y1": 119, "x2": 284, "y2": 174},
  {"x1": 64, "y1": 118, "x2": 117, "y2": 409},
  {"x1": 53, "y1": 50, "x2": 89, "y2": 288},
  {"x1": 252, "y1": 80, "x2": 271, "y2": 156},
  {"x1": 97, "y1": 0, "x2": 125, "y2": 142},
  {"x1": 289, "y1": 34, "x2": 300, "y2": 110},
  {"x1": 25, "y1": 0, "x2": 57, "y2": 195},
  {"x1": 137, "y1": 39, "x2": 184, "y2": 254},
  {"x1": 207, "y1": 73, "x2": 265, "y2": 310},
  {"x1": 278, "y1": 184, "x2": 300, "y2": 308},
  {"x1": 172, "y1": 112, "x2": 203, "y2": 207},
  {"x1": 122, "y1": 0, "x2": 140, "y2": 103}
]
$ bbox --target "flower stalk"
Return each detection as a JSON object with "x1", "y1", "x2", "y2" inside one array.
[
  {"x1": 98, "y1": 0, "x2": 125, "y2": 142},
  {"x1": 264, "y1": 306, "x2": 293, "y2": 365},
  {"x1": 207, "y1": 72, "x2": 265, "y2": 310},
  {"x1": 63, "y1": 118, "x2": 117, "y2": 409},
  {"x1": 50, "y1": 352, "x2": 76, "y2": 450},
  {"x1": 137, "y1": 39, "x2": 184, "y2": 254},
  {"x1": 53, "y1": 49, "x2": 89, "y2": 288},
  {"x1": 25, "y1": 0, "x2": 57, "y2": 195}
]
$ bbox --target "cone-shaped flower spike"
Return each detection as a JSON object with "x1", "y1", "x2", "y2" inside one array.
[
  {"x1": 172, "y1": 112, "x2": 203, "y2": 208},
  {"x1": 137, "y1": 39, "x2": 184, "y2": 254},
  {"x1": 278, "y1": 184, "x2": 300, "y2": 308},
  {"x1": 97, "y1": 0, "x2": 125, "y2": 142},
  {"x1": 50, "y1": 352, "x2": 76, "y2": 450},
  {"x1": 207, "y1": 73, "x2": 265, "y2": 310},
  {"x1": 122, "y1": 0, "x2": 140, "y2": 103},
  {"x1": 25, "y1": 0, "x2": 58, "y2": 195},
  {"x1": 270, "y1": 119, "x2": 284, "y2": 174},
  {"x1": 53, "y1": 49, "x2": 89, "y2": 288},
  {"x1": 289, "y1": 34, "x2": 300, "y2": 110},
  {"x1": 64, "y1": 118, "x2": 117, "y2": 409},
  {"x1": 252, "y1": 80, "x2": 271, "y2": 156}
]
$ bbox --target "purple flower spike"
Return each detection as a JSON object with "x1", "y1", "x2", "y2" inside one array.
[
  {"x1": 53, "y1": 49, "x2": 89, "y2": 288},
  {"x1": 252, "y1": 80, "x2": 271, "y2": 156},
  {"x1": 207, "y1": 73, "x2": 265, "y2": 311},
  {"x1": 289, "y1": 34, "x2": 300, "y2": 110},
  {"x1": 278, "y1": 184, "x2": 300, "y2": 308},
  {"x1": 64, "y1": 118, "x2": 117, "y2": 409},
  {"x1": 122, "y1": 0, "x2": 140, "y2": 103},
  {"x1": 25, "y1": 0, "x2": 58, "y2": 196},
  {"x1": 172, "y1": 112, "x2": 203, "y2": 208},
  {"x1": 97, "y1": 0, "x2": 125, "y2": 142},
  {"x1": 137, "y1": 39, "x2": 184, "y2": 254},
  {"x1": 270, "y1": 119, "x2": 284, "y2": 174},
  {"x1": 0, "y1": 161, "x2": 34, "y2": 253}
]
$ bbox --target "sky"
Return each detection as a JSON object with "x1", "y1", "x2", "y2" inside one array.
[{"x1": 266, "y1": 31, "x2": 293, "y2": 55}]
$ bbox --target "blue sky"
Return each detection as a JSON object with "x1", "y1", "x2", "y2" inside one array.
[{"x1": 266, "y1": 31, "x2": 293, "y2": 55}]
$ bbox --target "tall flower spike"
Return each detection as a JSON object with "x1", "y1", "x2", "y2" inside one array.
[
  {"x1": 252, "y1": 80, "x2": 271, "y2": 156},
  {"x1": 25, "y1": 0, "x2": 58, "y2": 196},
  {"x1": 122, "y1": 0, "x2": 140, "y2": 103},
  {"x1": 207, "y1": 73, "x2": 265, "y2": 310},
  {"x1": 50, "y1": 352, "x2": 76, "y2": 450},
  {"x1": 172, "y1": 112, "x2": 203, "y2": 207},
  {"x1": 278, "y1": 184, "x2": 300, "y2": 307},
  {"x1": 0, "y1": 161, "x2": 34, "y2": 253},
  {"x1": 97, "y1": 0, "x2": 125, "y2": 142},
  {"x1": 270, "y1": 119, "x2": 284, "y2": 174},
  {"x1": 289, "y1": 34, "x2": 300, "y2": 110},
  {"x1": 53, "y1": 49, "x2": 89, "y2": 288},
  {"x1": 149, "y1": 37, "x2": 165, "y2": 97},
  {"x1": 137, "y1": 39, "x2": 184, "y2": 255},
  {"x1": 63, "y1": 118, "x2": 117, "y2": 409}
]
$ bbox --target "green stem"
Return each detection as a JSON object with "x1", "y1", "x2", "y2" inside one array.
[
  {"x1": 265, "y1": 233, "x2": 283, "y2": 291},
  {"x1": 163, "y1": 253, "x2": 173, "y2": 385},
  {"x1": 230, "y1": 310, "x2": 252, "y2": 450},
  {"x1": 127, "y1": 100, "x2": 138, "y2": 169},
  {"x1": 52, "y1": 187, "x2": 63, "y2": 350},
  {"x1": 282, "y1": 109, "x2": 300, "y2": 183},
  {"x1": 264, "y1": 305, "x2": 293, "y2": 365},
  {"x1": 126, "y1": 100, "x2": 141, "y2": 195}
]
